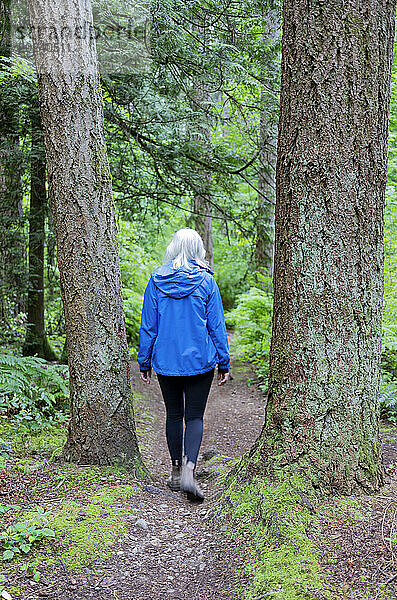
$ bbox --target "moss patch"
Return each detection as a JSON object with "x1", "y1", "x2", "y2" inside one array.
[
  {"x1": 214, "y1": 460, "x2": 397, "y2": 600},
  {"x1": 25, "y1": 482, "x2": 140, "y2": 571},
  {"x1": 0, "y1": 416, "x2": 67, "y2": 462},
  {"x1": 0, "y1": 458, "x2": 142, "y2": 595},
  {"x1": 215, "y1": 473, "x2": 328, "y2": 600}
]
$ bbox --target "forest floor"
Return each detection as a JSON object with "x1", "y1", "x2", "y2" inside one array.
[{"x1": 0, "y1": 358, "x2": 397, "y2": 600}]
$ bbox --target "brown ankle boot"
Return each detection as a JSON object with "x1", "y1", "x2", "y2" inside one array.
[{"x1": 166, "y1": 464, "x2": 181, "y2": 491}]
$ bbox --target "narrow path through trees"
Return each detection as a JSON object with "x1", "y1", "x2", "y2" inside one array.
[{"x1": 7, "y1": 359, "x2": 396, "y2": 600}]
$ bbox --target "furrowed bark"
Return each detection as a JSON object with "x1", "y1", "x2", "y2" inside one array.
[
  {"x1": 28, "y1": 0, "x2": 145, "y2": 472},
  {"x1": 250, "y1": 0, "x2": 396, "y2": 494}
]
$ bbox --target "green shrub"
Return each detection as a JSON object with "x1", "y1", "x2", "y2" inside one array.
[
  {"x1": 118, "y1": 220, "x2": 156, "y2": 352},
  {"x1": 123, "y1": 288, "x2": 145, "y2": 351},
  {"x1": 213, "y1": 236, "x2": 251, "y2": 311},
  {"x1": 0, "y1": 310, "x2": 27, "y2": 348},
  {"x1": 226, "y1": 278, "x2": 273, "y2": 380},
  {"x1": 380, "y1": 374, "x2": 397, "y2": 423},
  {"x1": 0, "y1": 353, "x2": 69, "y2": 427},
  {"x1": 0, "y1": 505, "x2": 55, "y2": 562}
]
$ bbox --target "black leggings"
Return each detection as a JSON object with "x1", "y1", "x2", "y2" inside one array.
[{"x1": 157, "y1": 369, "x2": 214, "y2": 465}]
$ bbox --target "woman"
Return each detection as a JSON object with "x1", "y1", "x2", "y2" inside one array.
[{"x1": 137, "y1": 228, "x2": 230, "y2": 501}]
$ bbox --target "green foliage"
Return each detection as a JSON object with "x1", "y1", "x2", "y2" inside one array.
[
  {"x1": 101, "y1": 0, "x2": 281, "y2": 278},
  {"x1": 118, "y1": 220, "x2": 156, "y2": 351},
  {"x1": 383, "y1": 186, "x2": 397, "y2": 374},
  {"x1": 213, "y1": 235, "x2": 251, "y2": 310},
  {"x1": 226, "y1": 278, "x2": 273, "y2": 379},
  {"x1": 380, "y1": 375, "x2": 397, "y2": 423},
  {"x1": 0, "y1": 505, "x2": 54, "y2": 562},
  {"x1": 0, "y1": 311, "x2": 27, "y2": 348},
  {"x1": 381, "y1": 41, "x2": 397, "y2": 419},
  {"x1": 19, "y1": 560, "x2": 41, "y2": 583},
  {"x1": 0, "y1": 353, "x2": 69, "y2": 427}
]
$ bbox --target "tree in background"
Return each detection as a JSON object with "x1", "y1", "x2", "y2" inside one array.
[
  {"x1": 22, "y1": 103, "x2": 57, "y2": 360},
  {"x1": 0, "y1": 0, "x2": 26, "y2": 320},
  {"x1": 240, "y1": 0, "x2": 396, "y2": 494},
  {"x1": 190, "y1": 16, "x2": 214, "y2": 267},
  {"x1": 28, "y1": 0, "x2": 145, "y2": 471},
  {"x1": 255, "y1": 4, "x2": 280, "y2": 274},
  {"x1": 102, "y1": 0, "x2": 281, "y2": 278}
]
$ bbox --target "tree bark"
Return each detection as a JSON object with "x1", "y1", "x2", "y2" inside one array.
[
  {"x1": 191, "y1": 90, "x2": 214, "y2": 269},
  {"x1": 193, "y1": 168, "x2": 214, "y2": 270},
  {"x1": 0, "y1": 0, "x2": 26, "y2": 319},
  {"x1": 22, "y1": 106, "x2": 57, "y2": 360},
  {"x1": 250, "y1": 0, "x2": 396, "y2": 494},
  {"x1": 28, "y1": 0, "x2": 145, "y2": 472}
]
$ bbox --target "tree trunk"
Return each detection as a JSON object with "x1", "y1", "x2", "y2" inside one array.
[
  {"x1": 249, "y1": 0, "x2": 396, "y2": 495},
  {"x1": 191, "y1": 89, "x2": 214, "y2": 268},
  {"x1": 22, "y1": 106, "x2": 57, "y2": 360},
  {"x1": 193, "y1": 169, "x2": 214, "y2": 270},
  {"x1": 255, "y1": 10, "x2": 280, "y2": 277},
  {"x1": 0, "y1": 0, "x2": 26, "y2": 320},
  {"x1": 28, "y1": 0, "x2": 145, "y2": 473},
  {"x1": 255, "y1": 87, "x2": 277, "y2": 276},
  {"x1": 190, "y1": 20, "x2": 214, "y2": 269}
]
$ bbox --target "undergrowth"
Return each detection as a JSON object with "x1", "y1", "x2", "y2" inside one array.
[
  {"x1": 0, "y1": 461, "x2": 141, "y2": 595},
  {"x1": 0, "y1": 353, "x2": 69, "y2": 427},
  {"x1": 226, "y1": 277, "x2": 273, "y2": 384}
]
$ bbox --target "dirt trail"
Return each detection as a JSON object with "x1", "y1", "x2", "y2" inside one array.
[
  {"x1": 24, "y1": 359, "x2": 264, "y2": 600},
  {"x1": 137, "y1": 359, "x2": 265, "y2": 481},
  {"x1": 100, "y1": 359, "x2": 266, "y2": 600},
  {"x1": 10, "y1": 359, "x2": 397, "y2": 600}
]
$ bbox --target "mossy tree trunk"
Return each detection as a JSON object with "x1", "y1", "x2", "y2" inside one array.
[
  {"x1": 28, "y1": 0, "x2": 145, "y2": 472},
  {"x1": 22, "y1": 106, "x2": 57, "y2": 360},
  {"x1": 248, "y1": 0, "x2": 396, "y2": 494}
]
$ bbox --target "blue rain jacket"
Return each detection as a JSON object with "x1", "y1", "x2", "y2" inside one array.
[{"x1": 137, "y1": 261, "x2": 230, "y2": 376}]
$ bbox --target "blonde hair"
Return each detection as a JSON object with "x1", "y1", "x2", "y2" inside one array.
[{"x1": 164, "y1": 228, "x2": 209, "y2": 269}]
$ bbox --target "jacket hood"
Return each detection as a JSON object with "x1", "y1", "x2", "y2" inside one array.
[{"x1": 152, "y1": 261, "x2": 212, "y2": 298}]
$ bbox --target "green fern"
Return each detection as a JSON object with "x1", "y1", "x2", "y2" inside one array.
[
  {"x1": 380, "y1": 375, "x2": 397, "y2": 423},
  {"x1": 0, "y1": 354, "x2": 69, "y2": 424}
]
